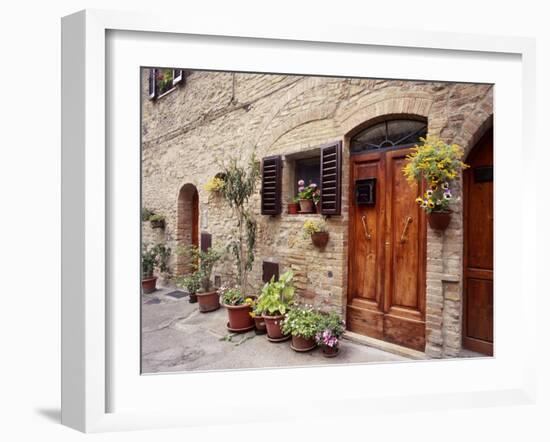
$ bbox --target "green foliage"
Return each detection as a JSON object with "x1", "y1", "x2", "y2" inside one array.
[
  {"x1": 317, "y1": 311, "x2": 344, "y2": 338},
  {"x1": 219, "y1": 285, "x2": 248, "y2": 306},
  {"x1": 152, "y1": 243, "x2": 171, "y2": 273},
  {"x1": 302, "y1": 219, "x2": 327, "y2": 238},
  {"x1": 218, "y1": 153, "x2": 260, "y2": 293},
  {"x1": 156, "y1": 68, "x2": 173, "y2": 94},
  {"x1": 176, "y1": 272, "x2": 202, "y2": 295},
  {"x1": 178, "y1": 245, "x2": 223, "y2": 291},
  {"x1": 149, "y1": 214, "x2": 165, "y2": 222},
  {"x1": 255, "y1": 270, "x2": 296, "y2": 316},
  {"x1": 281, "y1": 306, "x2": 323, "y2": 339},
  {"x1": 141, "y1": 243, "x2": 171, "y2": 278},
  {"x1": 141, "y1": 207, "x2": 155, "y2": 221}
]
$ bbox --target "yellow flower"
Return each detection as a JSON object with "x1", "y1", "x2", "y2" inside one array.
[
  {"x1": 428, "y1": 201, "x2": 435, "y2": 209},
  {"x1": 415, "y1": 197, "x2": 423, "y2": 205}
]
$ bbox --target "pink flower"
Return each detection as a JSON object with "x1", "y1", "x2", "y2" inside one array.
[
  {"x1": 309, "y1": 183, "x2": 317, "y2": 188},
  {"x1": 298, "y1": 179, "x2": 305, "y2": 186},
  {"x1": 298, "y1": 186, "x2": 304, "y2": 192}
]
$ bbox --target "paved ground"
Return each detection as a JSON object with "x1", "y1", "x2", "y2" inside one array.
[{"x1": 141, "y1": 287, "x2": 408, "y2": 373}]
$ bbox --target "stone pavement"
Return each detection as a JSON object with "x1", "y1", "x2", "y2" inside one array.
[{"x1": 141, "y1": 287, "x2": 408, "y2": 374}]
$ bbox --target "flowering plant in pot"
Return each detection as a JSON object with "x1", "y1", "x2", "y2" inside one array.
[
  {"x1": 176, "y1": 271, "x2": 202, "y2": 304},
  {"x1": 204, "y1": 175, "x2": 225, "y2": 194},
  {"x1": 403, "y1": 135, "x2": 469, "y2": 230},
  {"x1": 296, "y1": 180, "x2": 317, "y2": 213},
  {"x1": 255, "y1": 270, "x2": 295, "y2": 342},
  {"x1": 302, "y1": 219, "x2": 329, "y2": 248},
  {"x1": 281, "y1": 305, "x2": 323, "y2": 352},
  {"x1": 315, "y1": 311, "x2": 345, "y2": 357},
  {"x1": 287, "y1": 196, "x2": 299, "y2": 215},
  {"x1": 220, "y1": 285, "x2": 255, "y2": 332},
  {"x1": 149, "y1": 213, "x2": 165, "y2": 229}
]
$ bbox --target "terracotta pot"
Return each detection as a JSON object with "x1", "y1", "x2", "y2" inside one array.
[
  {"x1": 299, "y1": 199, "x2": 314, "y2": 213},
  {"x1": 263, "y1": 314, "x2": 289, "y2": 341},
  {"x1": 150, "y1": 219, "x2": 165, "y2": 229},
  {"x1": 287, "y1": 203, "x2": 299, "y2": 214},
  {"x1": 224, "y1": 303, "x2": 255, "y2": 332},
  {"x1": 196, "y1": 290, "x2": 220, "y2": 313},
  {"x1": 311, "y1": 231, "x2": 329, "y2": 248},
  {"x1": 141, "y1": 276, "x2": 157, "y2": 294},
  {"x1": 188, "y1": 293, "x2": 198, "y2": 304},
  {"x1": 427, "y1": 210, "x2": 452, "y2": 230},
  {"x1": 322, "y1": 345, "x2": 340, "y2": 358},
  {"x1": 253, "y1": 316, "x2": 267, "y2": 334},
  {"x1": 290, "y1": 335, "x2": 317, "y2": 352}
]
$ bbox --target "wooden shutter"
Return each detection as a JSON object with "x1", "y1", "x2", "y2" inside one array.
[
  {"x1": 173, "y1": 69, "x2": 184, "y2": 86},
  {"x1": 320, "y1": 141, "x2": 342, "y2": 215},
  {"x1": 261, "y1": 155, "x2": 282, "y2": 215},
  {"x1": 262, "y1": 261, "x2": 279, "y2": 283},
  {"x1": 148, "y1": 68, "x2": 157, "y2": 99},
  {"x1": 200, "y1": 232, "x2": 212, "y2": 252}
]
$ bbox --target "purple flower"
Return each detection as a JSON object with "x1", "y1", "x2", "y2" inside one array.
[
  {"x1": 298, "y1": 179, "x2": 305, "y2": 186},
  {"x1": 298, "y1": 186, "x2": 305, "y2": 192}
]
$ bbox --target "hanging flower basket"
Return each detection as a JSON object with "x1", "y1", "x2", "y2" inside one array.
[
  {"x1": 311, "y1": 231, "x2": 329, "y2": 248},
  {"x1": 427, "y1": 210, "x2": 452, "y2": 230}
]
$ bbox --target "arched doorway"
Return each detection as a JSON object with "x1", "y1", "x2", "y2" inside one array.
[
  {"x1": 462, "y1": 129, "x2": 493, "y2": 355},
  {"x1": 347, "y1": 116, "x2": 428, "y2": 351},
  {"x1": 177, "y1": 183, "x2": 199, "y2": 275}
]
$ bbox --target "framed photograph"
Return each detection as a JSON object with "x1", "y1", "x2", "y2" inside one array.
[{"x1": 61, "y1": 9, "x2": 537, "y2": 433}]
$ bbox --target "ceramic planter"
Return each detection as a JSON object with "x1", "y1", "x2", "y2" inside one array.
[
  {"x1": 427, "y1": 210, "x2": 451, "y2": 230},
  {"x1": 322, "y1": 345, "x2": 340, "y2": 358},
  {"x1": 287, "y1": 203, "x2": 299, "y2": 214},
  {"x1": 290, "y1": 335, "x2": 317, "y2": 352},
  {"x1": 299, "y1": 199, "x2": 314, "y2": 213},
  {"x1": 150, "y1": 219, "x2": 165, "y2": 229},
  {"x1": 196, "y1": 290, "x2": 220, "y2": 313},
  {"x1": 141, "y1": 276, "x2": 157, "y2": 294},
  {"x1": 224, "y1": 303, "x2": 255, "y2": 332},
  {"x1": 263, "y1": 314, "x2": 290, "y2": 342},
  {"x1": 253, "y1": 316, "x2": 267, "y2": 335},
  {"x1": 311, "y1": 231, "x2": 329, "y2": 248}
]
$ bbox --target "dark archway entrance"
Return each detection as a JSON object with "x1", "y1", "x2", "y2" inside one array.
[{"x1": 177, "y1": 184, "x2": 199, "y2": 275}]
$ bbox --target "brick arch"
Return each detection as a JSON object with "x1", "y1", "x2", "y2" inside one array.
[
  {"x1": 339, "y1": 94, "x2": 434, "y2": 137},
  {"x1": 176, "y1": 183, "x2": 199, "y2": 275},
  {"x1": 456, "y1": 113, "x2": 493, "y2": 159}
]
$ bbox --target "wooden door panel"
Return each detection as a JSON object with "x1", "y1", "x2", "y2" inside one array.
[
  {"x1": 465, "y1": 278, "x2": 493, "y2": 342},
  {"x1": 463, "y1": 130, "x2": 494, "y2": 356},
  {"x1": 384, "y1": 315, "x2": 425, "y2": 351},
  {"x1": 387, "y1": 153, "x2": 425, "y2": 311},
  {"x1": 347, "y1": 304, "x2": 384, "y2": 340}
]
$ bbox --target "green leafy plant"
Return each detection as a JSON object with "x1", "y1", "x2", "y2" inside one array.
[
  {"x1": 281, "y1": 306, "x2": 323, "y2": 339},
  {"x1": 141, "y1": 207, "x2": 155, "y2": 221},
  {"x1": 156, "y1": 69, "x2": 174, "y2": 94},
  {"x1": 255, "y1": 270, "x2": 296, "y2": 316},
  {"x1": 178, "y1": 245, "x2": 224, "y2": 292},
  {"x1": 315, "y1": 311, "x2": 345, "y2": 348},
  {"x1": 141, "y1": 244, "x2": 157, "y2": 279},
  {"x1": 302, "y1": 219, "x2": 327, "y2": 238},
  {"x1": 176, "y1": 272, "x2": 202, "y2": 295},
  {"x1": 296, "y1": 179, "x2": 318, "y2": 201},
  {"x1": 402, "y1": 135, "x2": 469, "y2": 213},
  {"x1": 149, "y1": 214, "x2": 165, "y2": 222},
  {"x1": 218, "y1": 153, "x2": 260, "y2": 295},
  {"x1": 219, "y1": 285, "x2": 255, "y2": 306}
]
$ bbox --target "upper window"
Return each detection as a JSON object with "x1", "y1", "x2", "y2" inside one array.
[
  {"x1": 295, "y1": 156, "x2": 321, "y2": 194},
  {"x1": 148, "y1": 68, "x2": 184, "y2": 100},
  {"x1": 350, "y1": 118, "x2": 427, "y2": 154}
]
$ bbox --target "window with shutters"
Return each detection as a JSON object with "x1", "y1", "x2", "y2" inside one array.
[
  {"x1": 260, "y1": 156, "x2": 282, "y2": 215},
  {"x1": 148, "y1": 68, "x2": 184, "y2": 100}
]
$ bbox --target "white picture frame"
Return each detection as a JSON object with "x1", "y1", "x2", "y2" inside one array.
[{"x1": 61, "y1": 9, "x2": 537, "y2": 433}]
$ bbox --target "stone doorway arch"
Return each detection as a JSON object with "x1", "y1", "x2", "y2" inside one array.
[{"x1": 176, "y1": 183, "x2": 199, "y2": 275}]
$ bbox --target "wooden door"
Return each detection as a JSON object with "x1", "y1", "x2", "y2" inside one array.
[
  {"x1": 463, "y1": 131, "x2": 493, "y2": 355},
  {"x1": 347, "y1": 147, "x2": 426, "y2": 351}
]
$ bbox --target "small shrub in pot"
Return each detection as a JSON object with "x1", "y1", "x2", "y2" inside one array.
[
  {"x1": 281, "y1": 306, "x2": 323, "y2": 352},
  {"x1": 315, "y1": 311, "x2": 345, "y2": 357},
  {"x1": 220, "y1": 285, "x2": 255, "y2": 332}
]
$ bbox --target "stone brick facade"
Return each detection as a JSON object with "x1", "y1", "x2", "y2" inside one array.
[{"x1": 141, "y1": 70, "x2": 493, "y2": 358}]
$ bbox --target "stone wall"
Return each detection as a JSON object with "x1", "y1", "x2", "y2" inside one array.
[{"x1": 141, "y1": 69, "x2": 493, "y2": 357}]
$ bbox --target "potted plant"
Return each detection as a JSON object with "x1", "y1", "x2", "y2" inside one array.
[
  {"x1": 303, "y1": 219, "x2": 329, "y2": 248},
  {"x1": 313, "y1": 188, "x2": 321, "y2": 213},
  {"x1": 141, "y1": 244, "x2": 158, "y2": 294},
  {"x1": 249, "y1": 298, "x2": 267, "y2": 334},
  {"x1": 141, "y1": 207, "x2": 154, "y2": 222},
  {"x1": 403, "y1": 135, "x2": 469, "y2": 230},
  {"x1": 180, "y1": 245, "x2": 224, "y2": 312},
  {"x1": 220, "y1": 285, "x2": 255, "y2": 332},
  {"x1": 296, "y1": 180, "x2": 317, "y2": 213},
  {"x1": 204, "y1": 175, "x2": 225, "y2": 194},
  {"x1": 177, "y1": 271, "x2": 202, "y2": 303},
  {"x1": 255, "y1": 270, "x2": 295, "y2": 342},
  {"x1": 149, "y1": 214, "x2": 165, "y2": 229},
  {"x1": 287, "y1": 196, "x2": 299, "y2": 215},
  {"x1": 315, "y1": 311, "x2": 345, "y2": 357},
  {"x1": 281, "y1": 306, "x2": 323, "y2": 352}
]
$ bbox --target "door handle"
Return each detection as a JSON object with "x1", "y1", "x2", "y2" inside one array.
[
  {"x1": 400, "y1": 216, "x2": 413, "y2": 244},
  {"x1": 361, "y1": 215, "x2": 372, "y2": 240}
]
